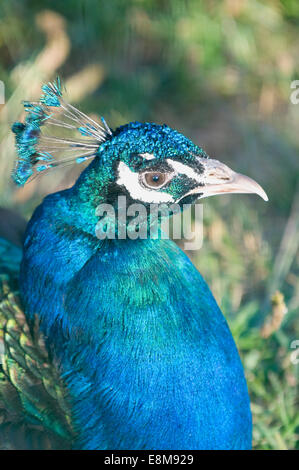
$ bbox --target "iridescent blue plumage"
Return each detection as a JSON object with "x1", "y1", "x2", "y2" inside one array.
[
  {"x1": 20, "y1": 207, "x2": 252, "y2": 449},
  {"x1": 12, "y1": 80, "x2": 256, "y2": 449}
]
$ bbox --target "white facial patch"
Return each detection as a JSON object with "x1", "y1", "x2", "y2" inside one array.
[
  {"x1": 140, "y1": 152, "x2": 155, "y2": 161},
  {"x1": 116, "y1": 161, "x2": 174, "y2": 204},
  {"x1": 166, "y1": 159, "x2": 203, "y2": 183}
]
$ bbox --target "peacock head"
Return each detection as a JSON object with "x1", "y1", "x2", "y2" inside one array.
[
  {"x1": 12, "y1": 79, "x2": 267, "y2": 235},
  {"x1": 96, "y1": 120, "x2": 268, "y2": 208}
]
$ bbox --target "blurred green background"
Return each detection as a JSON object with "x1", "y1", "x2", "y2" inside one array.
[{"x1": 0, "y1": 0, "x2": 298, "y2": 449}]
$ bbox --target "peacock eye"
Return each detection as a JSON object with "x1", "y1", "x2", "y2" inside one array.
[{"x1": 142, "y1": 171, "x2": 167, "y2": 189}]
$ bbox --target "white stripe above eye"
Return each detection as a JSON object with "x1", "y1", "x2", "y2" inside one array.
[
  {"x1": 167, "y1": 159, "x2": 202, "y2": 182},
  {"x1": 116, "y1": 161, "x2": 174, "y2": 204},
  {"x1": 140, "y1": 152, "x2": 155, "y2": 160}
]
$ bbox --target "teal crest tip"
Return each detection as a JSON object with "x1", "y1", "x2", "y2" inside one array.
[{"x1": 12, "y1": 78, "x2": 112, "y2": 186}]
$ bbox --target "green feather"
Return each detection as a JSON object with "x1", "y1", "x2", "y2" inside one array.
[{"x1": 0, "y1": 278, "x2": 76, "y2": 449}]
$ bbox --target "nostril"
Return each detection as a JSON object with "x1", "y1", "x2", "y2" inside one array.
[{"x1": 207, "y1": 171, "x2": 230, "y2": 181}]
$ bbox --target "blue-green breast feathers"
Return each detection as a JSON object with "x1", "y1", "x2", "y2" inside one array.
[{"x1": 20, "y1": 202, "x2": 252, "y2": 448}]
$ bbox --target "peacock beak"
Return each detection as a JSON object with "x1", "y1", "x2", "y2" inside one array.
[{"x1": 194, "y1": 158, "x2": 268, "y2": 201}]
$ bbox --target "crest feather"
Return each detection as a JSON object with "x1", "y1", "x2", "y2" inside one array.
[{"x1": 12, "y1": 78, "x2": 112, "y2": 185}]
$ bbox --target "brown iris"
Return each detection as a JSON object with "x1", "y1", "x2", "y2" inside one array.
[{"x1": 143, "y1": 172, "x2": 167, "y2": 188}]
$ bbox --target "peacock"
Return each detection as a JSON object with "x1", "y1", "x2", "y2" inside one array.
[{"x1": 0, "y1": 79, "x2": 268, "y2": 450}]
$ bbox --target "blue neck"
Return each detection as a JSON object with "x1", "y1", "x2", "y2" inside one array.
[{"x1": 20, "y1": 189, "x2": 252, "y2": 450}]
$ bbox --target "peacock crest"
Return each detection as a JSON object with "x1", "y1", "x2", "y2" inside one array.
[{"x1": 12, "y1": 78, "x2": 112, "y2": 186}]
